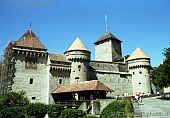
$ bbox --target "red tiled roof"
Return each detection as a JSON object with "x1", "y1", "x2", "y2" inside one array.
[
  {"x1": 52, "y1": 80, "x2": 114, "y2": 94},
  {"x1": 14, "y1": 29, "x2": 47, "y2": 50}
]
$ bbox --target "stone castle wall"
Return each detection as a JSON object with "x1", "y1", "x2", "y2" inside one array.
[
  {"x1": 95, "y1": 40, "x2": 113, "y2": 62},
  {"x1": 89, "y1": 61, "x2": 132, "y2": 97},
  {"x1": 128, "y1": 59, "x2": 151, "y2": 95},
  {"x1": 95, "y1": 39, "x2": 122, "y2": 62},
  {"x1": 12, "y1": 52, "x2": 49, "y2": 104}
]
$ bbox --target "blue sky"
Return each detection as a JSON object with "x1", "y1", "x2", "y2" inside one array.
[{"x1": 1, "y1": 0, "x2": 170, "y2": 67}]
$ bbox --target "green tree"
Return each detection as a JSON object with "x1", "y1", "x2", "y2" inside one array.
[
  {"x1": 0, "y1": 91, "x2": 29, "y2": 110},
  {"x1": 152, "y1": 47, "x2": 170, "y2": 88}
]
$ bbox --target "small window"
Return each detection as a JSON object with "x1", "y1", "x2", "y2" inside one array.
[
  {"x1": 133, "y1": 72, "x2": 135, "y2": 75},
  {"x1": 79, "y1": 69, "x2": 81, "y2": 71},
  {"x1": 75, "y1": 77, "x2": 79, "y2": 79},
  {"x1": 30, "y1": 78, "x2": 33, "y2": 85},
  {"x1": 78, "y1": 65, "x2": 81, "y2": 68},
  {"x1": 139, "y1": 71, "x2": 142, "y2": 74},
  {"x1": 32, "y1": 97, "x2": 36, "y2": 100},
  {"x1": 59, "y1": 79, "x2": 62, "y2": 84},
  {"x1": 120, "y1": 74, "x2": 126, "y2": 78}
]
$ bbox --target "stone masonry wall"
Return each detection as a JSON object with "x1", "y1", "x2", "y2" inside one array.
[
  {"x1": 12, "y1": 53, "x2": 49, "y2": 104},
  {"x1": 95, "y1": 40, "x2": 112, "y2": 62}
]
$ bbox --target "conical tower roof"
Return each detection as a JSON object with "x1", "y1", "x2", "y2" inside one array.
[
  {"x1": 65, "y1": 37, "x2": 89, "y2": 52},
  {"x1": 126, "y1": 47, "x2": 149, "y2": 61},
  {"x1": 14, "y1": 29, "x2": 47, "y2": 50},
  {"x1": 94, "y1": 32, "x2": 121, "y2": 44}
]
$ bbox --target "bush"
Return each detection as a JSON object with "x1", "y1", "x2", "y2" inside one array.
[
  {"x1": 100, "y1": 99, "x2": 134, "y2": 118},
  {"x1": 25, "y1": 103, "x2": 47, "y2": 118},
  {"x1": 83, "y1": 115, "x2": 99, "y2": 118},
  {"x1": 124, "y1": 99, "x2": 134, "y2": 115},
  {"x1": 0, "y1": 106, "x2": 26, "y2": 118},
  {"x1": 47, "y1": 104, "x2": 62, "y2": 118},
  {"x1": 0, "y1": 91, "x2": 29, "y2": 110},
  {"x1": 59, "y1": 108, "x2": 86, "y2": 118}
]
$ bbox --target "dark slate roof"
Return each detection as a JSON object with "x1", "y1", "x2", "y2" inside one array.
[
  {"x1": 49, "y1": 53, "x2": 70, "y2": 62},
  {"x1": 94, "y1": 32, "x2": 121, "y2": 44},
  {"x1": 14, "y1": 29, "x2": 47, "y2": 50}
]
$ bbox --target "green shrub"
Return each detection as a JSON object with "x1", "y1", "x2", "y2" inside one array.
[
  {"x1": 100, "y1": 99, "x2": 134, "y2": 118},
  {"x1": 47, "y1": 104, "x2": 62, "y2": 118},
  {"x1": 59, "y1": 108, "x2": 86, "y2": 118},
  {"x1": 0, "y1": 91, "x2": 29, "y2": 110},
  {"x1": 83, "y1": 115, "x2": 99, "y2": 118},
  {"x1": 25, "y1": 103, "x2": 47, "y2": 118},
  {"x1": 0, "y1": 106, "x2": 26, "y2": 118},
  {"x1": 124, "y1": 99, "x2": 134, "y2": 116}
]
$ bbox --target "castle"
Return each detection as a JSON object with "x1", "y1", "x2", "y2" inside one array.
[{"x1": 0, "y1": 28, "x2": 153, "y2": 104}]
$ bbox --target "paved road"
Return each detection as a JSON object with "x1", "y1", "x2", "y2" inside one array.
[{"x1": 133, "y1": 96, "x2": 170, "y2": 118}]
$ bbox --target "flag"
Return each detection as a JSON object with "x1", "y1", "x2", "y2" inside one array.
[{"x1": 105, "y1": 14, "x2": 107, "y2": 21}]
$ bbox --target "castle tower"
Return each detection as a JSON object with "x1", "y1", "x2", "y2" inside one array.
[
  {"x1": 94, "y1": 32, "x2": 122, "y2": 62},
  {"x1": 126, "y1": 47, "x2": 151, "y2": 95},
  {"x1": 64, "y1": 37, "x2": 91, "y2": 84},
  {"x1": 11, "y1": 29, "x2": 49, "y2": 103}
]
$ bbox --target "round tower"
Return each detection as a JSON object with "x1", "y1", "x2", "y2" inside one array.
[
  {"x1": 126, "y1": 47, "x2": 151, "y2": 95},
  {"x1": 64, "y1": 37, "x2": 91, "y2": 84}
]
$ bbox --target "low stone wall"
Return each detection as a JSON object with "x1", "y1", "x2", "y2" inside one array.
[{"x1": 78, "y1": 99, "x2": 115, "y2": 115}]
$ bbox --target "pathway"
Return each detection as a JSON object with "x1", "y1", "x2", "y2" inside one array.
[{"x1": 133, "y1": 96, "x2": 170, "y2": 118}]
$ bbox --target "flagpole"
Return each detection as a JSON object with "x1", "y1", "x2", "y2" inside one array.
[
  {"x1": 105, "y1": 14, "x2": 108, "y2": 33},
  {"x1": 106, "y1": 20, "x2": 108, "y2": 32}
]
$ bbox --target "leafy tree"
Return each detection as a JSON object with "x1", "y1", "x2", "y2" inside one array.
[
  {"x1": 0, "y1": 91, "x2": 29, "y2": 110},
  {"x1": 152, "y1": 47, "x2": 170, "y2": 88}
]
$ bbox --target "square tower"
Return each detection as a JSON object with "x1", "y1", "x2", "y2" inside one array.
[{"x1": 94, "y1": 32, "x2": 122, "y2": 62}]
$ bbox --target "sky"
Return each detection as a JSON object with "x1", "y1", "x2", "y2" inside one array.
[{"x1": 0, "y1": 0, "x2": 170, "y2": 67}]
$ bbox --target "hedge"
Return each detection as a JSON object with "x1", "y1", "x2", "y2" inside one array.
[
  {"x1": 59, "y1": 108, "x2": 87, "y2": 118},
  {"x1": 47, "y1": 104, "x2": 62, "y2": 118},
  {"x1": 83, "y1": 115, "x2": 99, "y2": 118},
  {"x1": 25, "y1": 103, "x2": 47, "y2": 118},
  {"x1": 100, "y1": 99, "x2": 134, "y2": 118},
  {"x1": 0, "y1": 91, "x2": 29, "y2": 110},
  {"x1": 0, "y1": 106, "x2": 26, "y2": 118}
]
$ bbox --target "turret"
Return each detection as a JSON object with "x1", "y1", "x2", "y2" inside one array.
[
  {"x1": 126, "y1": 47, "x2": 151, "y2": 95},
  {"x1": 64, "y1": 37, "x2": 91, "y2": 84}
]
